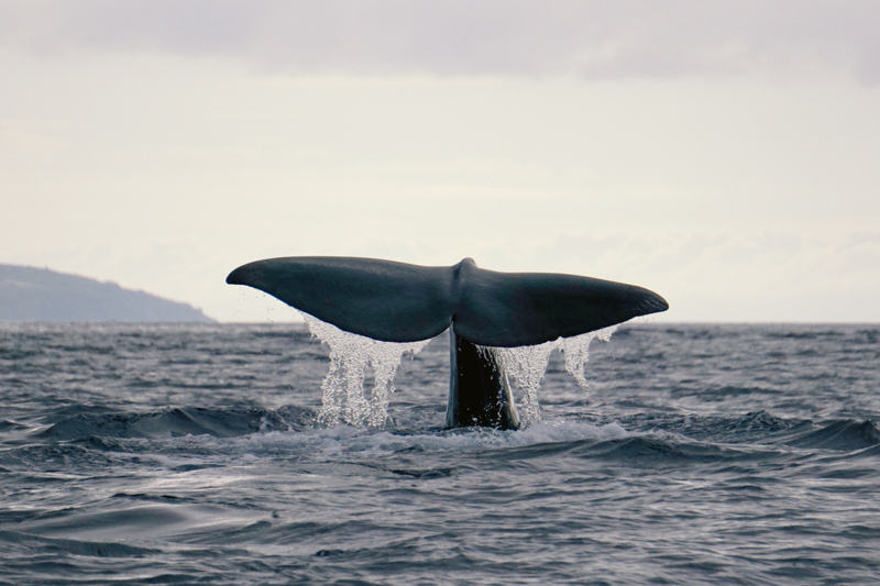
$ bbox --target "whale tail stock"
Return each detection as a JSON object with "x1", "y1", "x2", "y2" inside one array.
[
  {"x1": 226, "y1": 256, "x2": 668, "y2": 347},
  {"x1": 226, "y1": 256, "x2": 668, "y2": 428}
]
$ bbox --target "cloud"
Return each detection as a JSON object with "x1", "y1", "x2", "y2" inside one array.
[{"x1": 1, "y1": 0, "x2": 878, "y2": 82}]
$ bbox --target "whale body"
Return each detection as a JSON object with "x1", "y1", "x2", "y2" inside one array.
[{"x1": 227, "y1": 256, "x2": 668, "y2": 429}]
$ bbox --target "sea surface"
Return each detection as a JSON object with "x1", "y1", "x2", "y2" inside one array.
[{"x1": 1, "y1": 322, "x2": 878, "y2": 585}]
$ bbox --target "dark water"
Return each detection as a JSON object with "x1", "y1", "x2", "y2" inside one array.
[{"x1": 1, "y1": 323, "x2": 878, "y2": 585}]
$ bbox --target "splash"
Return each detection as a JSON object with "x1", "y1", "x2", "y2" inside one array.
[
  {"x1": 494, "y1": 325, "x2": 618, "y2": 425},
  {"x1": 302, "y1": 314, "x2": 430, "y2": 427}
]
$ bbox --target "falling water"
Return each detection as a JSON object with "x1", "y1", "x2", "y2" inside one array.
[
  {"x1": 303, "y1": 311, "x2": 616, "y2": 428},
  {"x1": 495, "y1": 325, "x2": 618, "y2": 425},
  {"x1": 301, "y1": 314, "x2": 430, "y2": 427},
  {"x1": 494, "y1": 341, "x2": 556, "y2": 424},
  {"x1": 561, "y1": 325, "x2": 618, "y2": 388}
]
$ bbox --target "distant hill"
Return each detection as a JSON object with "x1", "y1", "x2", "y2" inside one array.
[{"x1": 0, "y1": 264, "x2": 213, "y2": 322}]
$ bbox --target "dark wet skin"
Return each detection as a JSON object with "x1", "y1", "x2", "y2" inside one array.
[{"x1": 446, "y1": 328, "x2": 520, "y2": 430}]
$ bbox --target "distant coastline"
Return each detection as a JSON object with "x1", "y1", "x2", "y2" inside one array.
[{"x1": 0, "y1": 264, "x2": 213, "y2": 323}]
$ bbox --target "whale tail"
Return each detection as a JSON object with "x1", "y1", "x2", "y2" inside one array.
[
  {"x1": 228, "y1": 256, "x2": 668, "y2": 429},
  {"x1": 226, "y1": 256, "x2": 668, "y2": 347}
]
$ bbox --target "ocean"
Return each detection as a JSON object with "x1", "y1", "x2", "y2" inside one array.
[{"x1": 1, "y1": 322, "x2": 878, "y2": 584}]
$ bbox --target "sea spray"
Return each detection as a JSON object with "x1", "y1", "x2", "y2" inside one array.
[
  {"x1": 494, "y1": 325, "x2": 618, "y2": 425},
  {"x1": 302, "y1": 313, "x2": 430, "y2": 426}
]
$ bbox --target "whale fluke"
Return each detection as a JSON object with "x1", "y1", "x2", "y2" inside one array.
[
  {"x1": 226, "y1": 256, "x2": 667, "y2": 347},
  {"x1": 227, "y1": 256, "x2": 453, "y2": 343},
  {"x1": 227, "y1": 256, "x2": 667, "y2": 429}
]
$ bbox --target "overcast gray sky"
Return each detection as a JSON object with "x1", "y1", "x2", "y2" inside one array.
[{"x1": 1, "y1": 1, "x2": 878, "y2": 321}]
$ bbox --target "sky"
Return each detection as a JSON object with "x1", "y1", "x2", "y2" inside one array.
[{"x1": 1, "y1": 1, "x2": 878, "y2": 322}]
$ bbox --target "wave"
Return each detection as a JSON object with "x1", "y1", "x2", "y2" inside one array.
[
  {"x1": 40, "y1": 405, "x2": 316, "y2": 441},
  {"x1": 30, "y1": 401, "x2": 880, "y2": 468},
  {"x1": 764, "y1": 329, "x2": 846, "y2": 340},
  {"x1": 783, "y1": 419, "x2": 880, "y2": 451},
  {"x1": 722, "y1": 410, "x2": 793, "y2": 432},
  {"x1": 0, "y1": 419, "x2": 29, "y2": 432},
  {"x1": 611, "y1": 410, "x2": 804, "y2": 444},
  {"x1": 585, "y1": 436, "x2": 748, "y2": 462},
  {"x1": 705, "y1": 385, "x2": 783, "y2": 397},
  {"x1": 356, "y1": 421, "x2": 766, "y2": 466},
  {"x1": 0, "y1": 442, "x2": 122, "y2": 469},
  {"x1": 0, "y1": 529, "x2": 159, "y2": 558}
]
